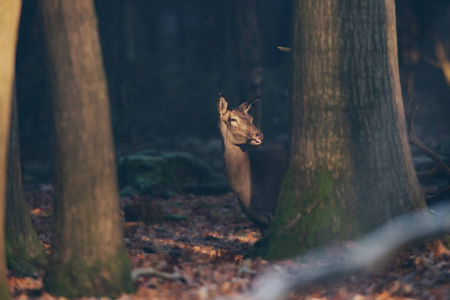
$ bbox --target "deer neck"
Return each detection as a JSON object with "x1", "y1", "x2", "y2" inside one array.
[{"x1": 220, "y1": 124, "x2": 252, "y2": 209}]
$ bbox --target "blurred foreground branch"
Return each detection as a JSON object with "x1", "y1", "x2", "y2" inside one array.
[{"x1": 230, "y1": 204, "x2": 450, "y2": 300}]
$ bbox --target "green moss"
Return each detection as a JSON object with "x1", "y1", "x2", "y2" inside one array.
[
  {"x1": 270, "y1": 166, "x2": 300, "y2": 231},
  {"x1": 245, "y1": 235, "x2": 270, "y2": 258},
  {"x1": 259, "y1": 166, "x2": 306, "y2": 259},
  {"x1": 5, "y1": 230, "x2": 47, "y2": 276},
  {"x1": 264, "y1": 166, "x2": 359, "y2": 260},
  {"x1": 266, "y1": 231, "x2": 305, "y2": 259},
  {"x1": 43, "y1": 249, "x2": 134, "y2": 298},
  {"x1": 0, "y1": 281, "x2": 11, "y2": 300}
]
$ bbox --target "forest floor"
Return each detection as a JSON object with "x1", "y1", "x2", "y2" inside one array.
[{"x1": 6, "y1": 187, "x2": 450, "y2": 300}]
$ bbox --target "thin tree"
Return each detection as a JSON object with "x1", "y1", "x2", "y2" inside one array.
[
  {"x1": 39, "y1": 0, "x2": 134, "y2": 297},
  {"x1": 264, "y1": 0, "x2": 426, "y2": 259},
  {"x1": 0, "y1": 0, "x2": 23, "y2": 298},
  {"x1": 6, "y1": 86, "x2": 46, "y2": 276}
]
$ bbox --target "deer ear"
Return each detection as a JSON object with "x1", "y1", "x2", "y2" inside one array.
[
  {"x1": 239, "y1": 96, "x2": 260, "y2": 113},
  {"x1": 217, "y1": 93, "x2": 228, "y2": 116}
]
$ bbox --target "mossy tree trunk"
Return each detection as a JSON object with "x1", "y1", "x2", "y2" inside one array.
[
  {"x1": 39, "y1": 0, "x2": 134, "y2": 297},
  {"x1": 264, "y1": 0, "x2": 426, "y2": 259},
  {"x1": 6, "y1": 86, "x2": 46, "y2": 276},
  {"x1": 0, "y1": 1, "x2": 23, "y2": 299}
]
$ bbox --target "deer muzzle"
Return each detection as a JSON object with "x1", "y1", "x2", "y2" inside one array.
[{"x1": 250, "y1": 131, "x2": 263, "y2": 145}]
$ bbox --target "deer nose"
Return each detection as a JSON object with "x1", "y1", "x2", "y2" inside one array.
[{"x1": 255, "y1": 131, "x2": 263, "y2": 140}]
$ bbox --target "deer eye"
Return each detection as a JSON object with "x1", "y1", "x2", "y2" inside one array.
[{"x1": 230, "y1": 118, "x2": 238, "y2": 123}]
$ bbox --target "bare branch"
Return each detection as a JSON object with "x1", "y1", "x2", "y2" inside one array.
[
  {"x1": 425, "y1": 184, "x2": 450, "y2": 200},
  {"x1": 408, "y1": 135, "x2": 450, "y2": 177},
  {"x1": 416, "y1": 167, "x2": 442, "y2": 178},
  {"x1": 406, "y1": 76, "x2": 450, "y2": 177}
]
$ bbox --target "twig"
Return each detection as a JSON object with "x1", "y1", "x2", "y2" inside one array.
[
  {"x1": 131, "y1": 267, "x2": 185, "y2": 282},
  {"x1": 276, "y1": 213, "x2": 301, "y2": 238},
  {"x1": 425, "y1": 184, "x2": 450, "y2": 199}
]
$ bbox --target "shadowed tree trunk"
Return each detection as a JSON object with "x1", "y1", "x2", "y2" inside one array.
[
  {"x1": 39, "y1": 0, "x2": 134, "y2": 297},
  {"x1": 236, "y1": 0, "x2": 263, "y2": 128},
  {"x1": 264, "y1": 0, "x2": 426, "y2": 259},
  {"x1": 6, "y1": 86, "x2": 46, "y2": 276},
  {"x1": 0, "y1": 1, "x2": 23, "y2": 299}
]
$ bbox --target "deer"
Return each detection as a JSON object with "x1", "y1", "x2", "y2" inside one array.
[{"x1": 217, "y1": 94, "x2": 286, "y2": 236}]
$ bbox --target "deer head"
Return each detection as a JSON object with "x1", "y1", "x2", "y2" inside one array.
[{"x1": 217, "y1": 94, "x2": 263, "y2": 146}]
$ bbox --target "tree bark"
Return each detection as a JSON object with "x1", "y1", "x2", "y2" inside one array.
[
  {"x1": 0, "y1": 1, "x2": 23, "y2": 298},
  {"x1": 39, "y1": 0, "x2": 134, "y2": 297},
  {"x1": 6, "y1": 86, "x2": 46, "y2": 276},
  {"x1": 265, "y1": 0, "x2": 425, "y2": 259}
]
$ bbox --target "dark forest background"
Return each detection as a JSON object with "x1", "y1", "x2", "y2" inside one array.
[{"x1": 14, "y1": 0, "x2": 450, "y2": 187}]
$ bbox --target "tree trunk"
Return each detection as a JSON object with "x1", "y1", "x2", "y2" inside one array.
[
  {"x1": 265, "y1": 0, "x2": 425, "y2": 259},
  {"x1": 0, "y1": 1, "x2": 23, "y2": 298},
  {"x1": 236, "y1": 0, "x2": 263, "y2": 128},
  {"x1": 39, "y1": 0, "x2": 134, "y2": 297},
  {"x1": 6, "y1": 86, "x2": 46, "y2": 276}
]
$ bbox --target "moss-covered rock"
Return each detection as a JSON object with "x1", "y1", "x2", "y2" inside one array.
[{"x1": 117, "y1": 150, "x2": 228, "y2": 197}]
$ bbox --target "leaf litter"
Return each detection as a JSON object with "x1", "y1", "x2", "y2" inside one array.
[{"x1": 7, "y1": 187, "x2": 450, "y2": 299}]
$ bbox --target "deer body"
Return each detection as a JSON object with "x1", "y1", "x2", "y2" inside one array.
[{"x1": 217, "y1": 94, "x2": 286, "y2": 236}]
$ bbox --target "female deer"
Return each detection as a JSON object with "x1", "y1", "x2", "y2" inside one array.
[{"x1": 217, "y1": 94, "x2": 286, "y2": 236}]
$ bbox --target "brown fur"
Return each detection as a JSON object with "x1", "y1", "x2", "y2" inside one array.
[{"x1": 217, "y1": 94, "x2": 286, "y2": 236}]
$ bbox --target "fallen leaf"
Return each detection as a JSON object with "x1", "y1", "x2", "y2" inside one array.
[{"x1": 426, "y1": 239, "x2": 450, "y2": 257}]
